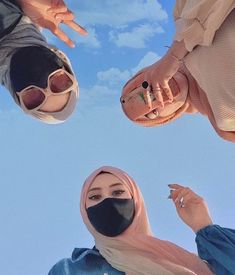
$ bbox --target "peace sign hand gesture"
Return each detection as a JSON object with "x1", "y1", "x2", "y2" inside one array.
[
  {"x1": 19, "y1": 0, "x2": 87, "y2": 47},
  {"x1": 168, "y1": 184, "x2": 213, "y2": 233}
]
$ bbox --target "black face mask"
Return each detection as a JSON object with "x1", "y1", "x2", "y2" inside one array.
[
  {"x1": 87, "y1": 198, "x2": 135, "y2": 237},
  {"x1": 10, "y1": 46, "x2": 64, "y2": 93}
]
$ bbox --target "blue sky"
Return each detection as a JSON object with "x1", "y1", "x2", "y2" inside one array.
[{"x1": 0, "y1": 1, "x2": 235, "y2": 275}]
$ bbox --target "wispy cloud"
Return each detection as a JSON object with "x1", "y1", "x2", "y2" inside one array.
[
  {"x1": 80, "y1": 51, "x2": 161, "y2": 109},
  {"x1": 72, "y1": 0, "x2": 167, "y2": 27},
  {"x1": 109, "y1": 23, "x2": 164, "y2": 48},
  {"x1": 65, "y1": 0, "x2": 168, "y2": 49}
]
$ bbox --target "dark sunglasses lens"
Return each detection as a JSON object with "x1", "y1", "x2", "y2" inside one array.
[
  {"x1": 49, "y1": 71, "x2": 73, "y2": 93},
  {"x1": 21, "y1": 88, "x2": 45, "y2": 110}
]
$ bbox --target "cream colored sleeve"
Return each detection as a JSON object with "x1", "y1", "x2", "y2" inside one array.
[{"x1": 173, "y1": 0, "x2": 235, "y2": 51}]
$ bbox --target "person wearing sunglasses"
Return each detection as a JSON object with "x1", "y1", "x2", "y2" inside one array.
[
  {"x1": 121, "y1": 1, "x2": 235, "y2": 142},
  {"x1": 0, "y1": 0, "x2": 87, "y2": 123},
  {"x1": 48, "y1": 166, "x2": 235, "y2": 275}
]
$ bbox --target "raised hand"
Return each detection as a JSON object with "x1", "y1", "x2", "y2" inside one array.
[
  {"x1": 168, "y1": 183, "x2": 213, "y2": 233},
  {"x1": 19, "y1": 0, "x2": 87, "y2": 47}
]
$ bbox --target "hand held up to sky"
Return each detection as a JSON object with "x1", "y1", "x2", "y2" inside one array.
[
  {"x1": 143, "y1": 40, "x2": 189, "y2": 108},
  {"x1": 143, "y1": 54, "x2": 180, "y2": 108},
  {"x1": 18, "y1": 0, "x2": 88, "y2": 47},
  {"x1": 168, "y1": 183, "x2": 213, "y2": 233}
]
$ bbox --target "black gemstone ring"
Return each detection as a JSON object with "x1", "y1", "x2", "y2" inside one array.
[{"x1": 142, "y1": 81, "x2": 149, "y2": 89}]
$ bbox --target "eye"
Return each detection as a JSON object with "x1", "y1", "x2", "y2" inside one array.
[
  {"x1": 88, "y1": 194, "x2": 102, "y2": 201},
  {"x1": 112, "y1": 190, "x2": 125, "y2": 196}
]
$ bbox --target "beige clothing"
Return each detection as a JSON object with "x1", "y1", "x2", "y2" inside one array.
[
  {"x1": 174, "y1": 0, "x2": 235, "y2": 132},
  {"x1": 174, "y1": 0, "x2": 235, "y2": 51},
  {"x1": 184, "y1": 8, "x2": 235, "y2": 132}
]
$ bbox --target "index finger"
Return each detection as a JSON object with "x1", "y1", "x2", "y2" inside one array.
[
  {"x1": 168, "y1": 183, "x2": 185, "y2": 190},
  {"x1": 52, "y1": 26, "x2": 75, "y2": 47},
  {"x1": 64, "y1": 20, "x2": 88, "y2": 35}
]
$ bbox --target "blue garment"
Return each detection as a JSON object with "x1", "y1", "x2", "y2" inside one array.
[
  {"x1": 196, "y1": 225, "x2": 235, "y2": 275},
  {"x1": 0, "y1": 0, "x2": 22, "y2": 39},
  {"x1": 48, "y1": 247, "x2": 125, "y2": 275},
  {"x1": 48, "y1": 225, "x2": 235, "y2": 275}
]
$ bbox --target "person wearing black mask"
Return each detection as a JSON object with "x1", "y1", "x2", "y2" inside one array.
[
  {"x1": 48, "y1": 166, "x2": 235, "y2": 275},
  {"x1": 0, "y1": 0, "x2": 87, "y2": 123}
]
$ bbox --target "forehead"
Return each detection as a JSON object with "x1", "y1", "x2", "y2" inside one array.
[{"x1": 89, "y1": 173, "x2": 123, "y2": 189}]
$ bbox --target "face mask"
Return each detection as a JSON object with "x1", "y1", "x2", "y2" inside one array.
[
  {"x1": 10, "y1": 46, "x2": 64, "y2": 93},
  {"x1": 87, "y1": 198, "x2": 135, "y2": 237}
]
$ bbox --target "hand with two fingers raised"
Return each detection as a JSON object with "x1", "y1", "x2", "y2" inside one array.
[{"x1": 18, "y1": 0, "x2": 87, "y2": 47}]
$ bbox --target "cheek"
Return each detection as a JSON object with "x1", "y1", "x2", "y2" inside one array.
[{"x1": 85, "y1": 198, "x2": 100, "y2": 209}]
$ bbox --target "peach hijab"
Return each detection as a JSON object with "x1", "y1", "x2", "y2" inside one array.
[
  {"x1": 121, "y1": 69, "x2": 190, "y2": 127},
  {"x1": 80, "y1": 166, "x2": 213, "y2": 275}
]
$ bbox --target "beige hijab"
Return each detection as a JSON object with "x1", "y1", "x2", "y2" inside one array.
[{"x1": 80, "y1": 166, "x2": 213, "y2": 275}]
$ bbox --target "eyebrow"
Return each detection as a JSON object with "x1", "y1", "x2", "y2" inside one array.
[
  {"x1": 87, "y1": 183, "x2": 123, "y2": 193},
  {"x1": 109, "y1": 183, "x2": 123, "y2": 188},
  {"x1": 88, "y1": 187, "x2": 101, "y2": 193}
]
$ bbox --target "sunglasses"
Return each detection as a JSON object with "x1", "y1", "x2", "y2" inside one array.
[{"x1": 16, "y1": 68, "x2": 77, "y2": 112}]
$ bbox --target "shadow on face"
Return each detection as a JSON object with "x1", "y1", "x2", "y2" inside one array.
[{"x1": 86, "y1": 173, "x2": 132, "y2": 208}]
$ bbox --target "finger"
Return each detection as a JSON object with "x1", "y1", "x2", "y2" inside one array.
[
  {"x1": 55, "y1": 11, "x2": 75, "y2": 21},
  {"x1": 168, "y1": 183, "x2": 185, "y2": 190},
  {"x1": 152, "y1": 83, "x2": 164, "y2": 108},
  {"x1": 64, "y1": 20, "x2": 88, "y2": 35},
  {"x1": 180, "y1": 192, "x2": 196, "y2": 207},
  {"x1": 52, "y1": 26, "x2": 75, "y2": 47},
  {"x1": 51, "y1": 0, "x2": 64, "y2": 6},
  {"x1": 161, "y1": 82, "x2": 174, "y2": 102},
  {"x1": 173, "y1": 188, "x2": 191, "y2": 203},
  {"x1": 47, "y1": 6, "x2": 68, "y2": 13},
  {"x1": 143, "y1": 90, "x2": 152, "y2": 110},
  {"x1": 168, "y1": 187, "x2": 186, "y2": 201}
]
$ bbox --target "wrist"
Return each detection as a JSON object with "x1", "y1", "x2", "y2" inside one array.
[
  {"x1": 167, "y1": 40, "x2": 189, "y2": 61},
  {"x1": 192, "y1": 221, "x2": 213, "y2": 234}
]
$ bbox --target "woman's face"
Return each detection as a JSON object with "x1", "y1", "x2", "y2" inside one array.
[{"x1": 86, "y1": 173, "x2": 132, "y2": 208}]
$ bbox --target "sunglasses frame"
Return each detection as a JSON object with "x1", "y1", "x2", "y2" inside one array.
[{"x1": 16, "y1": 68, "x2": 77, "y2": 112}]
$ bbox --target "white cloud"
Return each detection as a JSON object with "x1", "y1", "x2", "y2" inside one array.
[
  {"x1": 97, "y1": 68, "x2": 131, "y2": 87},
  {"x1": 109, "y1": 23, "x2": 164, "y2": 48},
  {"x1": 132, "y1": 51, "x2": 161, "y2": 74},
  {"x1": 74, "y1": 27, "x2": 101, "y2": 48},
  {"x1": 80, "y1": 51, "x2": 161, "y2": 109},
  {"x1": 67, "y1": 0, "x2": 168, "y2": 49},
  {"x1": 72, "y1": 0, "x2": 168, "y2": 27}
]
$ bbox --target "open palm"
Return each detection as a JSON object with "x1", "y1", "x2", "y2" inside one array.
[{"x1": 20, "y1": 0, "x2": 87, "y2": 47}]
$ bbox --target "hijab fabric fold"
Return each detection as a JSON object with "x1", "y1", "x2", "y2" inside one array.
[{"x1": 80, "y1": 166, "x2": 213, "y2": 275}]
